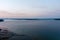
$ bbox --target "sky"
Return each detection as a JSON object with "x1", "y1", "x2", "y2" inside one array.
[{"x1": 0, "y1": 0, "x2": 60, "y2": 18}]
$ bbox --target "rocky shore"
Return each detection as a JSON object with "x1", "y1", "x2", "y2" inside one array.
[
  {"x1": 0, "y1": 27, "x2": 32, "y2": 40},
  {"x1": 0, "y1": 28, "x2": 16, "y2": 40}
]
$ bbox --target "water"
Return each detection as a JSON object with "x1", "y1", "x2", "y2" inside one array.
[{"x1": 0, "y1": 20, "x2": 60, "y2": 40}]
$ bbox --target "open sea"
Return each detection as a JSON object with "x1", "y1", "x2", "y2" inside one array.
[{"x1": 0, "y1": 19, "x2": 60, "y2": 40}]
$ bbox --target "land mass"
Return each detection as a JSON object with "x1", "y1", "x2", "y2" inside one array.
[
  {"x1": 0, "y1": 18, "x2": 60, "y2": 21},
  {"x1": 3, "y1": 18, "x2": 60, "y2": 20}
]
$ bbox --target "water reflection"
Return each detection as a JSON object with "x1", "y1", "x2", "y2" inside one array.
[{"x1": 0, "y1": 20, "x2": 60, "y2": 40}]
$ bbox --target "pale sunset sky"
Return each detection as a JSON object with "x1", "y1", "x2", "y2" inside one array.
[{"x1": 0, "y1": 0, "x2": 60, "y2": 18}]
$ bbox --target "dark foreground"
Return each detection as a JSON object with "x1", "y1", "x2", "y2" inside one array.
[
  {"x1": 0, "y1": 28, "x2": 60, "y2": 40},
  {"x1": 0, "y1": 28, "x2": 32, "y2": 40}
]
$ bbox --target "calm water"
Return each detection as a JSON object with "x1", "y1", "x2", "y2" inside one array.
[{"x1": 0, "y1": 20, "x2": 60, "y2": 40}]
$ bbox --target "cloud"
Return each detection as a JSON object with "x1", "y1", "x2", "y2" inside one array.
[
  {"x1": 39, "y1": 9, "x2": 60, "y2": 18},
  {"x1": 0, "y1": 9, "x2": 60, "y2": 18},
  {"x1": 0, "y1": 11, "x2": 42, "y2": 18}
]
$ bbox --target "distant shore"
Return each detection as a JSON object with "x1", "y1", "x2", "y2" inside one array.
[
  {"x1": 0, "y1": 19, "x2": 4, "y2": 22},
  {"x1": 0, "y1": 18, "x2": 60, "y2": 21},
  {"x1": 3, "y1": 18, "x2": 60, "y2": 20}
]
